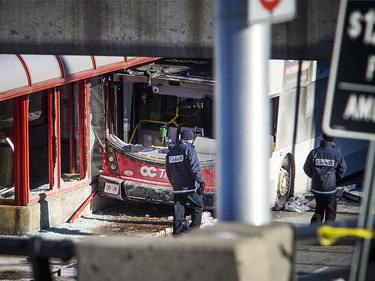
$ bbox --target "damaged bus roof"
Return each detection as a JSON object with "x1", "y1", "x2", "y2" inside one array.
[{"x1": 113, "y1": 58, "x2": 214, "y2": 99}]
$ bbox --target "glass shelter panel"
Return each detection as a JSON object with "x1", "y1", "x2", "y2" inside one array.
[
  {"x1": 90, "y1": 77, "x2": 105, "y2": 177},
  {"x1": 60, "y1": 84, "x2": 81, "y2": 185},
  {"x1": 0, "y1": 99, "x2": 14, "y2": 201},
  {"x1": 29, "y1": 91, "x2": 49, "y2": 193}
]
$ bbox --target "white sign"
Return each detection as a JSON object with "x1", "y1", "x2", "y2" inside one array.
[
  {"x1": 249, "y1": 0, "x2": 296, "y2": 24},
  {"x1": 104, "y1": 182, "x2": 119, "y2": 195}
]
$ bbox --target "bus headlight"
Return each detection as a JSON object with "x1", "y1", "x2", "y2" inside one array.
[{"x1": 110, "y1": 163, "x2": 117, "y2": 171}]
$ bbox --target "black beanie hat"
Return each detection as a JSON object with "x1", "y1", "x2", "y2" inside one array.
[
  {"x1": 181, "y1": 130, "x2": 195, "y2": 141},
  {"x1": 322, "y1": 134, "x2": 334, "y2": 142}
]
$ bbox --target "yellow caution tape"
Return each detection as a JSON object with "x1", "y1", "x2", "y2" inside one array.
[{"x1": 317, "y1": 226, "x2": 375, "y2": 246}]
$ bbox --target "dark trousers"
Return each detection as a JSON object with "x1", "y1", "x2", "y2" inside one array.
[
  {"x1": 173, "y1": 192, "x2": 204, "y2": 235},
  {"x1": 311, "y1": 191, "x2": 337, "y2": 225}
]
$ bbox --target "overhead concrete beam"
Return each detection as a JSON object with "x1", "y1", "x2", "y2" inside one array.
[
  {"x1": 0, "y1": 0, "x2": 338, "y2": 60},
  {"x1": 272, "y1": 0, "x2": 339, "y2": 60}
]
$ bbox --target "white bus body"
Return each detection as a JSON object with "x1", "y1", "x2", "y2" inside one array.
[{"x1": 268, "y1": 60, "x2": 368, "y2": 209}]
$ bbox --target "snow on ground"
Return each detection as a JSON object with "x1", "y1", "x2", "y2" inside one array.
[
  {"x1": 30, "y1": 206, "x2": 218, "y2": 241},
  {"x1": 200, "y1": 211, "x2": 218, "y2": 228}
]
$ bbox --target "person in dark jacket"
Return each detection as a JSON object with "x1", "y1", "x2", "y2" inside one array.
[
  {"x1": 166, "y1": 129, "x2": 205, "y2": 236},
  {"x1": 303, "y1": 134, "x2": 347, "y2": 225}
]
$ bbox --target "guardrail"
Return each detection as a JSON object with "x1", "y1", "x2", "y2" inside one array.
[{"x1": 295, "y1": 219, "x2": 375, "y2": 281}]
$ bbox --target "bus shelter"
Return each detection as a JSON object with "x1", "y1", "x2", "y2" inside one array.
[{"x1": 0, "y1": 54, "x2": 156, "y2": 234}]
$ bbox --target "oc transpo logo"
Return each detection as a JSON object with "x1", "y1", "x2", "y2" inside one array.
[{"x1": 140, "y1": 165, "x2": 167, "y2": 179}]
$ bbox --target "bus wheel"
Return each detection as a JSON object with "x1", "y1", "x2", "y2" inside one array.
[{"x1": 274, "y1": 167, "x2": 291, "y2": 210}]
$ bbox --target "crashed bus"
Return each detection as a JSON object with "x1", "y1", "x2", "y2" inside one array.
[{"x1": 98, "y1": 58, "x2": 368, "y2": 210}]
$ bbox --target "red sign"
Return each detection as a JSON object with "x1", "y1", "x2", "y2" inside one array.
[
  {"x1": 260, "y1": 0, "x2": 281, "y2": 12},
  {"x1": 249, "y1": 0, "x2": 295, "y2": 24}
]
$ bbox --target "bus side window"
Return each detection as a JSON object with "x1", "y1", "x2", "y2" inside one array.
[
  {"x1": 269, "y1": 135, "x2": 274, "y2": 158},
  {"x1": 270, "y1": 96, "x2": 279, "y2": 148},
  {"x1": 168, "y1": 127, "x2": 178, "y2": 144}
]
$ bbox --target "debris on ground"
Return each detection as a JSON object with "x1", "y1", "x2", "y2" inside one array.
[
  {"x1": 285, "y1": 197, "x2": 311, "y2": 213},
  {"x1": 342, "y1": 184, "x2": 362, "y2": 202},
  {"x1": 296, "y1": 182, "x2": 363, "y2": 211}
]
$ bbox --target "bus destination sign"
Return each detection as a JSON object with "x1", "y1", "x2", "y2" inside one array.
[{"x1": 323, "y1": 0, "x2": 375, "y2": 141}]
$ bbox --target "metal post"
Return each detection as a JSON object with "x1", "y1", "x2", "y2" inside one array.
[
  {"x1": 349, "y1": 141, "x2": 375, "y2": 281},
  {"x1": 215, "y1": 1, "x2": 271, "y2": 225},
  {"x1": 0, "y1": 237, "x2": 75, "y2": 281}
]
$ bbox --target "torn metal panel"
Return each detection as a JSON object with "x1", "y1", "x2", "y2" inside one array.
[{"x1": 114, "y1": 58, "x2": 214, "y2": 99}]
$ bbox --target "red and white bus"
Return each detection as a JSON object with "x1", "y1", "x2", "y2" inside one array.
[{"x1": 98, "y1": 58, "x2": 368, "y2": 210}]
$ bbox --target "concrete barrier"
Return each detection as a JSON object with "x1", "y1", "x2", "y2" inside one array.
[{"x1": 77, "y1": 223, "x2": 294, "y2": 281}]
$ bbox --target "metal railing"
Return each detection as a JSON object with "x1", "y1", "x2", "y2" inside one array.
[
  {"x1": 0, "y1": 236, "x2": 75, "y2": 281},
  {"x1": 294, "y1": 219, "x2": 375, "y2": 281}
]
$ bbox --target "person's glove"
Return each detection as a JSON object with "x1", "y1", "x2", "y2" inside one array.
[{"x1": 197, "y1": 182, "x2": 205, "y2": 195}]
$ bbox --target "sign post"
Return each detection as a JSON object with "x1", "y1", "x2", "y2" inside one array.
[
  {"x1": 323, "y1": 1, "x2": 375, "y2": 280},
  {"x1": 216, "y1": 0, "x2": 295, "y2": 225}
]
